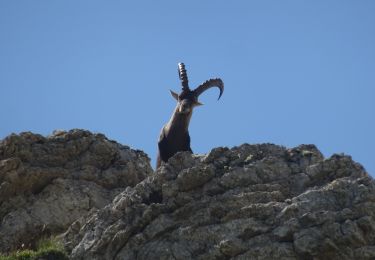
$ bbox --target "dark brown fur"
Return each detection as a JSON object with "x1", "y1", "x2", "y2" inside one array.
[{"x1": 156, "y1": 63, "x2": 224, "y2": 168}]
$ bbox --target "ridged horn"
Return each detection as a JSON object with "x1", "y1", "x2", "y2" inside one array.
[
  {"x1": 194, "y1": 78, "x2": 224, "y2": 100},
  {"x1": 178, "y1": 63, "x2": 190, "y2": 91}
]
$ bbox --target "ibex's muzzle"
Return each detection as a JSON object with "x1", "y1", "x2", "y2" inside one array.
[{"x1": 179, "y1": 100, "x2": 192, "y2": 114}]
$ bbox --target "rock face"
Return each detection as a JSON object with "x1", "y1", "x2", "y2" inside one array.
[
  {"x1": 1, "y1": 130, "x2": 373, "y2": 259},
  {"x1": 0, "y1": 129, "x2": 152, "y2": 252},
  {"x1": 63, "y1": 143, "x2": 375, "y2": 260}
]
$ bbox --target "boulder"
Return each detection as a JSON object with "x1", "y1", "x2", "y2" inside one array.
[{"x1": 0, "y1": 129, "x2": 152, "y2": 252}]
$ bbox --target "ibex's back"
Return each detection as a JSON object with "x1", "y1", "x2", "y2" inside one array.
[{"x1": 156, "y1": 63, "x2": 224, "y2": 168}]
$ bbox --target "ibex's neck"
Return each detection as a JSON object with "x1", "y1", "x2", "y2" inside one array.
[{"x1": 166, "y1": 105, "x2": 193, "y2": 134}]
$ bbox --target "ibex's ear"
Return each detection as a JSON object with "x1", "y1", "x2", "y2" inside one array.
[
  {"x1": 170, "y1": 90, "x2": 179, "y2": 100},
  {"x1": 195, "y1": 101, "x2": 204, "y2": 106}
]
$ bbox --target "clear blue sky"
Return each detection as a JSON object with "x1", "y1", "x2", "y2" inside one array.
[{"x1": 1, "y1": 1, "x2": 374, "y2": 175}]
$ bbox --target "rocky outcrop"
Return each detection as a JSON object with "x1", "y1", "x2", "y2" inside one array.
[
  {"x1": 1, "y1": 130, "x2": 373, "y2": 259},
  {"x1": 63, "y1": 143, "x2": 375, "y2": 260},
  {"x1": 0, "y1": 129, "x2": 152, "y2": 252}
]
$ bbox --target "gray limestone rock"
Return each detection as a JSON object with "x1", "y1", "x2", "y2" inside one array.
[
  {"x1": 0, "y1": 129, "x2": 152, "y2": 252},
  {"x1": 63, "y1": 143, "x2": 374, "y2": 259}
]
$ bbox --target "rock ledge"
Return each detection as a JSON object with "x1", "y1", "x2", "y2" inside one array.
[{"x1": 63, "y1": 143, "x2": 374, "y2": 260}]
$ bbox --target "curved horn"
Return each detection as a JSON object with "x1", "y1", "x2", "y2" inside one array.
[
  {"x1": 194, "y1": 78, "x2": 224, "y2": 100},
  {"x1": 178, "y1": 63, "x2": 190, "y2": 91}
]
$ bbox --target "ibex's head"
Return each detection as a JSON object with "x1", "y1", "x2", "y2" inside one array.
[{"x1": 170, "y1": 63, "x2": 224, "y2": 115}]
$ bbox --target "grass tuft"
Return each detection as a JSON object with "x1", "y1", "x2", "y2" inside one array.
[{"x1": 0, "y1": 237, "x2": 68, "y2": 260}]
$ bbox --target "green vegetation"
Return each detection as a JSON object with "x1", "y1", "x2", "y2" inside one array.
[{"x1": 0, "y1": 237, "x2": 68, "y2": 260}]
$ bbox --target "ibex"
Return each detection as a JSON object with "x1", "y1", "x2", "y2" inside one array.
[{"x1": 156, "y1": 63, "x2": 224, "y2": 168}]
